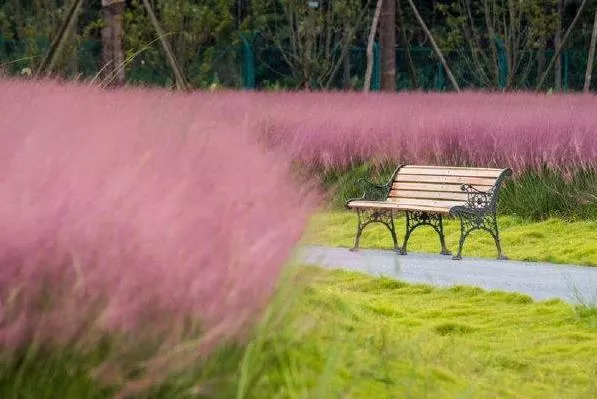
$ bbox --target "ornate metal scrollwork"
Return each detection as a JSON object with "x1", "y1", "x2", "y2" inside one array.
[
  {"x1": 350, "y1": 208, "x2": 400, "y2": 252},
  {"x1": 400, "y1": 211, "x2": 451, "y2": 256},
  {"x1": 460, "y1": 184, "x2": 497, "y2": 213}
]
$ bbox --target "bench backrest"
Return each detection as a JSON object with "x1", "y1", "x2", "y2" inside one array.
[{"x1": 386, "y1": 165, "x2": 511, "y2": 211}]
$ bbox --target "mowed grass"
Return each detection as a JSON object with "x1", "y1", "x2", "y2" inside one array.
[
  {"x1": 303, "y1": 211, "x2": 597, "y2": 266},
  {"x1": 245, "y1": 267, "x2": 597, "y2": 398},
  {"x1": 2, "y1": 267, "x2": 597, "y2": 398}
]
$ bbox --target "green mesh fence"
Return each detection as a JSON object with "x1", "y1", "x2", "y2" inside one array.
[{"x1": 0, "y1": 34, "x2": 592, "y2": 92}]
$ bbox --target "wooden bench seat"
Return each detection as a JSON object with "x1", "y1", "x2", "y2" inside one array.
[{"x1": 346, "y1": 165, "x2": 512, "y2": 260}]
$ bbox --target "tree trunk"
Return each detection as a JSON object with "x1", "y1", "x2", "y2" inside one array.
[
  {"x1": 536, "y1": 0, "x2": 588, "y2": 90},
  {"x1": 554, "y1": 0, "x2": 563, "y2": 91},
  {"x1": 406, "y1": 0, "x2": 460, "y2": 91},
  {"x1": 364, "y1": 0, "x2": 383, "y2": 92},
  {"x1": 379, "y1": 0, "x2": 396, "y2": 91},
  {"x1": 397, "y1": 0, "x2": 417, "y2": 89},
  {"x1": 584, "y1": 8, "x2": 597, "y2": 93},
  {"x1": 101, "y1": 0, "x2": 126, "y2": 86}
]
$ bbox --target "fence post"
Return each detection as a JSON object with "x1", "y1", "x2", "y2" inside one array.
[
  {"x1": 372, "y1": 41, "x2": 381, "y2": 91},
  {"x1": 563, "y1": 51, "x2": 569, "y2": 91},
  {"x1": 494, "y1": 37, "x2": 508, "y2": 89},
  {"x1": 435, "y1": 61, "x2": 445, "y2": 90},
  {"x1": 241, "y1": 34, "x2": 255, "y2": 90}
]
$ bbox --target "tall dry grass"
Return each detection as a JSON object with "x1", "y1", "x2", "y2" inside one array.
[
  {"x1": 253, "y1": 91, "x2": 597, "y2": 173},
  {"x1": 0, "y1": 79, "x2": 316, "y2": 392}
]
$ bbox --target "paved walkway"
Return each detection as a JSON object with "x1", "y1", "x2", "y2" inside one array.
[{"x1": 299, "y1": 246, "x2": 597, "y2": 305}]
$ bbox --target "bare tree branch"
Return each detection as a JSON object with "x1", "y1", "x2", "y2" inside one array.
[
  {"x1": 36, "y1": 0, "x2": 84, "y2": 77},
  {"x1": 324, "y1": 0, "x2": 373, "y2": 88},
  {"x1": 537, "y1": 0, "x2": 588, "y2": 90},
  {"x1": 364, "y1": 0, "x2": 383, "y2": 92},
  {"x1": 141, "y1": 0, "x2": 189, "y2": 91},
  {"x1": 397, "y1": 0, "x2": 417, "y2": 88},
  {"x1": 406, "y1": 0, "x2": 460, "y2": 91},
  {"x1": 584, "y1": 8, "x2": 597, "y2": 93}
]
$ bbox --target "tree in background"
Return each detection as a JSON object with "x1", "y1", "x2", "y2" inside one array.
[
  {"x1": 1, "y1": 0, "x2": 596, "y2": 91},
  {"x1": 101, "y1": 0, "x2": 126, "y2": 86},
  {"x1": 251, "y1": 0, "x2": 373, "y2": 89},
  {"x1": 379, "y1": 0, "x2": 396, "y2": 91},
  {"x1": 122, "y1": 0, "x2": 238, "y2": 88},
  {"x1": 0, "y1": 0, "x2": 99, "y2": 76},
  {"x1": 436, "y1": 0, "x2": 561, "y2": 89}
]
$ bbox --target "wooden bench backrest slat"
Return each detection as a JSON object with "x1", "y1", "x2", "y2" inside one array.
[
  {"x1": 386, "y1": 198, "x2": 467, "y2": 209},
  {"x1": 400, "y1": 165, "x2": 503, "y2": 171},
  {"x1": 391, "y1": 182, "x2": 494, "y2": 193},
  {"x1": 389, "y1": 190, "x2": 470, "y2": 201},
  {"x1": 394, "y1": 175, "x2": 499, "y2": 186},
  {"x1": 386, "y1": 165, "x2": 510, "y2": 211},
  {"x1": 399, "y1": 166, "x2": 503, "y2": 178}
]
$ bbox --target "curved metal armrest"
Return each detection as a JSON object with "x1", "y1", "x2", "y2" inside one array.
[
  {"x1": 345, "y1": 177, "x2": 391, "y2": 207},
  {"x1": 453, "y1": 184, "x2": 496, "y2": 215}
]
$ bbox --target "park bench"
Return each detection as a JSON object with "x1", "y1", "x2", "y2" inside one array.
[{"x1": 345, "y1": 165, "x2": 512, "y2": 260}]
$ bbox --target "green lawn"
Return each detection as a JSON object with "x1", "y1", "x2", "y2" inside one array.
[
  {"x1": 3, "y1": 267, "x2": 597, "y2": 398},
  {"x1": 243, "y1": 267, "x2": 597, "y2": 398},
  {"x1": 303, "y1": 211, "x2": 597, "y2": 266}
]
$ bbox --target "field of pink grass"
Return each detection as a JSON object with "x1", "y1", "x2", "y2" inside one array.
[
  {"x1": 251, "y1": 91, "x2": 597, "y2": 173},
  {"x1": 0, "y1": 79, "x2": 316, "y2": 390}
]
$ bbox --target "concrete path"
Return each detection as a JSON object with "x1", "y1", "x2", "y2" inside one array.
[{"x1": 299, "y1": 246, "x2": 597, "y2": 305}]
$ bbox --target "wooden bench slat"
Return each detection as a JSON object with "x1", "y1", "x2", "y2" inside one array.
[
  {"x1": 346, "y1": 200, "x2": 453, "y2": 214},
  {"x1": 386, "y1": 198, "x2": 466, "y2": 209},
  {"x1": 389, "y1": 190, "x2": 470, "y2": 201},
  {"x1": 401, "y1": 165, "x2": 503, "y2": 172},
  {"x1": 346, "y1": 201, "x2": 401, "y2": 210},
  {"x1": 394, "y1": 175, "x2": 499, "y2": 186},
  {"x1": 397, "y1": 167, "x2": 503, "y2": 178},
  {"x1": 391, "y1": 182, "x2": 493, "y2": 192},
  {"x1": 393, "y1": 204, "x2": 452, "y2": 214}
]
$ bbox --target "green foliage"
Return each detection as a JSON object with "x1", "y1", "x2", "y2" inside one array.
[
  {"x1": 123, "y1": 0, "x2": 241, "y2": 88},
  {"x1": 500, "y1": 168, "x2": 597, "y2": 220},
  {"x1": 435, "y1": 0, "x2": 561, "y2": 89},
  {"x1": 0, "y1": 0, "x2": 102, "y2": 77},
  {"x1": 0, "y1": 0, "x2": 595, "y2": 90},
  {"x1": 250, "y1": 0, "x2": 371, "y2": 88}
]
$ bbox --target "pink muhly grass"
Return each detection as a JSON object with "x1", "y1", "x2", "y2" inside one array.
[
  {"x1": 0, "y1": 79, "x2": 316, "y2": 384},
  {"x1": 251, "y1": 91, "x2": 597, "y2": 173}
]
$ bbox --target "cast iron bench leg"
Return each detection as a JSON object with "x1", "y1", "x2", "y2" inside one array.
[
  {"x1": 452, "y1": 211, "x2": 507, "y2": 260},
  {"x1": 400, "y1": 211, "x2": 451, "y2": 256},
  {"x1": 351, "y1": 208, "x2": 401, "y2": 252}
]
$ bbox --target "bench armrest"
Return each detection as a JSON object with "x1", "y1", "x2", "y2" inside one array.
[
  {"x1": 345, "y1": 177, "x2": 391, "y2": 207},
  {"x1": 450, "y1": 184, "x2": 495, "y2": 216}
]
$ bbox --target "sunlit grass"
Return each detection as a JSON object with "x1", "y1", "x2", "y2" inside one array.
[
  {"x1": 242, "y1": 267, "x2": 597, "y2": 398},
  {"x1": 303, "y1": 211, "x2": 597, "y2": 266}
]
